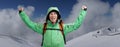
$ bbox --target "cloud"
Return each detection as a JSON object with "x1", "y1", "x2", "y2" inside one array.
[
  {"x1": 17, "y1": 5, "x2": 35, "y2": 16},
  {"x1": 0, "y1": 6, "x2": 42, "y2": 47},
  {"x1": 112, "y1": 3, "x2": 120, "y2": 28},
  {"x1": 65, "y1": 0, "x2": 119, "y2": 41},
  {"x1": 24, "y1": 2, "x2": 120, "y2": 46}
]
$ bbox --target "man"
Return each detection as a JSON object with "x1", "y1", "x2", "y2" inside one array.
[{"x1": 19, "y1": 5, "x2": 87, "y2": 47}]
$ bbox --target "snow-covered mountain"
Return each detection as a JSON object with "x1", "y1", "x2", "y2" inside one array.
[
  {"x1": 0, "y1": 34, "x2": 34, "y2": 47},
  {"x1": 1, "y1": 27, "x2": 120, "y2": 47},
  {"x1": 66, "y1": 27, "x2": 120, "y2": 47}
]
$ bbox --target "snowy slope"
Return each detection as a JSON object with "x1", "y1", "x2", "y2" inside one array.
[
  {"x1": 66, "y1": 28, "x2": 120, "y2": 47},
  {"x1": 0, "y1": 38, "x2": 22, "y2": 47},
  {"x1": 0, "y1": 34, "x2": 34, "y2": 47},
  {"x1": 1, "y1": 27, "x2": 120, "y2": 47}
]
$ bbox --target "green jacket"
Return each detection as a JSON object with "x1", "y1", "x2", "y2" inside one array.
[{"x1": 19, "y1": 7, "x2": 87, "y2": 47}]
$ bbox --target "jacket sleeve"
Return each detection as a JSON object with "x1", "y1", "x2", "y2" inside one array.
[
  {"x1": 19, "y1": 11, "x2": 43, "y2": 34},
  {"x1": 63, "y1": 9, "x2": 87, "y2": 35}
]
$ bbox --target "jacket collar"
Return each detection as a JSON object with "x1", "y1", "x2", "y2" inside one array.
[{"x1": 47, "y1": 20, "x2": 59, "y2": 27}]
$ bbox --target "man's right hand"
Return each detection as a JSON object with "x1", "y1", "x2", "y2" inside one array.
[{"x1": 18, "y1": 7, "x2": 24, "y2": 11}]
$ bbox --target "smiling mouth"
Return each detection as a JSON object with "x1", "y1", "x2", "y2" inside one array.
[{"x1": 52, "y1": 17, "x2": 56, "y2": 20}]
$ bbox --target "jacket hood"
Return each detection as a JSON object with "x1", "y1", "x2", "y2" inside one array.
[
  {"x1": 46, "y1": 7, "x2": 61, "y2": 23},
  {"x1": 47, "y1": 7, "x2": 59, "y2": 14}
]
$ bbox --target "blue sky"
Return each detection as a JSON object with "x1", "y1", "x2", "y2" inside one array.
[
  {"x1": 0, "y1": 0, "x2": 119, "y2": 19},
  {"x1": 0, "y1": 0, "x2": 77, "y2": 19},
  {"x1": 101, "y1": 0, "x2": 120, "y2": 7}
]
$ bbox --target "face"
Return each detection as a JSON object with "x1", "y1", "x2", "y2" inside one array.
[{"x1": 49, "y1": 12, "x2": 58, "y2": 24}]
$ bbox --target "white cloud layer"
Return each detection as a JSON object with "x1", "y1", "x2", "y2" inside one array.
[
  {"x1": 0, "y1": 6, "x2": 42, "y2": 47},
  {"x1": 65, "y1": 0, "x2": 120, "y2": 41}
]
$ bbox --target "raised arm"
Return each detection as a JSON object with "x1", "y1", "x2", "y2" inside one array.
[
  {"x1": 18, "y1": 7, "x2": 43, "y2": 34},
  {"x1": 63, "y1": 5, "x2": 87, "y2": 35}
]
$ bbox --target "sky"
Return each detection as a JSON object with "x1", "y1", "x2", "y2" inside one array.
[
  {"x1": 0, "y1": 0, "x2": 120, "y2": 47},
  {"x1": 0, "y1": 0, "x2": 77, "y2": 19},
  {"x1": 0, "y1": 0, "x2": 119, "y2": 19}
]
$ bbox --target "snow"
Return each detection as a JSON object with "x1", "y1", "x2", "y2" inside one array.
[
  {"x1": 66, "y1": 29, "x2": 120, "y2": 47},
  {"x1": 0, "y1": 34, "x2": 34, "y2": 47},
  {"x1": 0, "y1": 37, "x2": 22, "y2": 47},
  {"x1": 1, "y1": 27, "x2": 120, "y2": 47}
]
